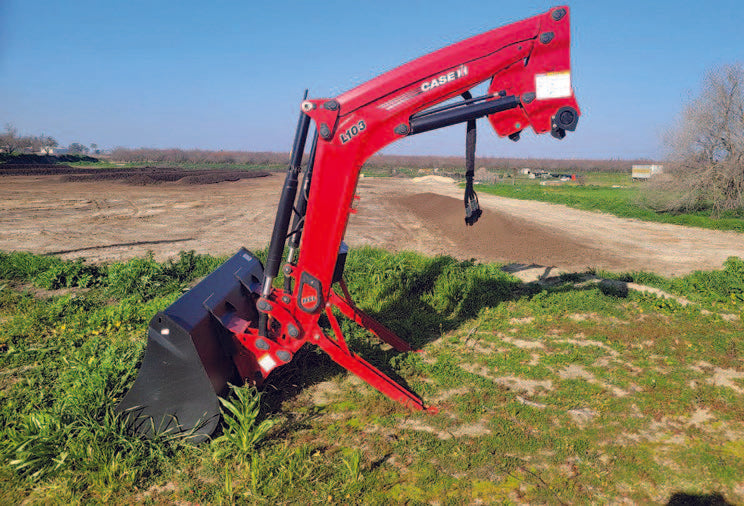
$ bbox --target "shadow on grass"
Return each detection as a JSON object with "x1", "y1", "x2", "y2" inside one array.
[
  {"x1": 667, "y1": 492, "x2": 733, "y2": 506},
  {"x1": 261, "y1": 249, "x2": 611, "y2": 414}
]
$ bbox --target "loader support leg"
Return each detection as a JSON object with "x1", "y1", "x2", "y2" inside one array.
[
  {"x1": 329, "y1": 280, "x2": 412, "y2": 352},
  {"x1": 314, "y1": 325, "x2": 434, "y2": 412}
]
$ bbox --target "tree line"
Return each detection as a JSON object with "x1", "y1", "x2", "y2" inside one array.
[
  {"x1": 0, "y1": 124, "x2": 97, "y2": 155},
  {"x1": 107, "y1": 148, "x2": 289, "y2": 166},
  {"x1": 0, "y1": 124, "x2": 58, "y2": 154},
  {"x1": 106, "y1": 147, "x2": 646, "y2": 173}
]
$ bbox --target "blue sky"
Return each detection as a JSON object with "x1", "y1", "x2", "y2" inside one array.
[{"x1": 1, "y1": 0, "x2": 742, "y2": 159}]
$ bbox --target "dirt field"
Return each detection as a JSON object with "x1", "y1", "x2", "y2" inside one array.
[{"x1": 2, "y1": 170, "x2": 743, "y2": 276}]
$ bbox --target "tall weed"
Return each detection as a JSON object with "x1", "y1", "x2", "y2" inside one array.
[
  {"x1": 105, "y1": 250, "x2": 223, "y2": 300},
  {"x1": 212, "y1": 384, "x2": 276, "y2": 463},
  {"x1": 0, "y1": 252, "x2": 102, "y2": 289},
  {"x1": 671, "y1": 256, "x2": 744, "y2": 303}
]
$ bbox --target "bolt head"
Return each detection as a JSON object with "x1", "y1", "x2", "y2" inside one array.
[
  {"x1": 394, "y1": 124, "x2": 410, "y2": 135},
  {"x1": 323, "y1": 100, "x2": 339, "y2": 111}
]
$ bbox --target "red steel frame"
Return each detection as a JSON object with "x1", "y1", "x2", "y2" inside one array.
[{"x1": 231, "y1": 6, "x2": 580, "y2": 411}]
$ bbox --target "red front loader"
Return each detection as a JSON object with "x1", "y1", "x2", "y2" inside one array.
[{"x1": 117, "y1": 6, "x2": 581, "y2": 441}]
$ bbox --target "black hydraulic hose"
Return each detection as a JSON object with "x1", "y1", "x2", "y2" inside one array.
[
  {"x1": 463, "y1": 117, "x2": 481, "y2": 225},
  {"x1": 461, "y1": 91, "x2": 481, "y2": 226}
]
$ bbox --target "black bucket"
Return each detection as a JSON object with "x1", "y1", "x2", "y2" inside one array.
[{"x1": 116, "y1": 248, "x2": 264, "y2": 443}]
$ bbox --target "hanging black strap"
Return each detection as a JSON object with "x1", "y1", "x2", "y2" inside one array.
[{"x1": 462, "y1": 92, "x2": 481, "y2": 226}]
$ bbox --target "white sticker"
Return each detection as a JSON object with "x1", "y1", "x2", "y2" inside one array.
[
  {"x1": 535, "y1": 71, "x2": 572, "y2": 100},
  {"x1": 258, "y1": 354, "x2": 277, "y2": 373}
]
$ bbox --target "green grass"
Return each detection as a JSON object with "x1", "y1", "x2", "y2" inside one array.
[
  {"x1": 1, "y1": 249, "x2": 743, "y2": 503},
  {"x1": 476, "y1": 172, "x2": 744, "y2": 232}
]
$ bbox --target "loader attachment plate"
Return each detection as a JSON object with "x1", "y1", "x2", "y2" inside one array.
[{"x1": 116, "y1": 248, "x2": 264, "y2": 442}]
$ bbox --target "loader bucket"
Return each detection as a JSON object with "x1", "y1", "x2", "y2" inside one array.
[{"x1": 116, "y1": 248, "x2": 264, "y2": 442}]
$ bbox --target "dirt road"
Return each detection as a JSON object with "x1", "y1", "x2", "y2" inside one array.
[{"x1": 1, "y1": 172, "x2": 742, "y2": 276}]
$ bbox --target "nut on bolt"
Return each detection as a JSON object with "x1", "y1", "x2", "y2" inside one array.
[
  {"x1": 551, "y1": 7, "x2": 567, "y2": 21},
  {"x1": 301, "y1": 101, "x2": 315, "y2": 112},
  {"x1": 287, "y1": 324, "x2": 300, "y2": 338},
  {"x1": 257, "y1": 299, "x2": 273, "y2": 312},
  {"x1": 319, "y1": 123, "x2": 332, "y2": 140}
]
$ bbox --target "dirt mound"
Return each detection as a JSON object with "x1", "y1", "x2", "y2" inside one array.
[
  {"x1": 174, "y1": 173, "x2": 244, "y2": 185},
  {"x1": 395, "y1": 192, "x2": 626, "y2": 271},
  {"x1": 66, "y1": 168, "x2": 269, "y2": 185},
  {"x1": 0, "y1": 153, "x2": 98, "y2": 165},
  {"x1": 0, "y1": 164, "x2": 78, "y2": 176},
  {"x1": 0, "y1": 165, "x2": 270, "y2": 185},
  {"x1": 124, "y1": 174, "x2": 159, "y2": 186}
]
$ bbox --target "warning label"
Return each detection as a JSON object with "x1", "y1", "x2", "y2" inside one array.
[{"x1": 535, "y1": 71, "x2": 572, "y2": 100}]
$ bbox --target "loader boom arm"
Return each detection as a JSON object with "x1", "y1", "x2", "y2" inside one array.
[
  {"x1": 292, "y1": 5, "x2": 579, "y2": 320},
  {"x1": 118, "y1": 6, "x2": 580, "y2": 441}
]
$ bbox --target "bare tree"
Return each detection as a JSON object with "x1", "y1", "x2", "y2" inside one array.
[
  {"x1": 28, "y1": 135, "x2": 43, "y2": 153},
  {"x1": 68, "y1": 142, "x2": 89, "y2": 154},
  {"x1": 650, "y1": 63, "x2": 744, "y2": 215},
  {"x1": 0, "y1": 124, "x2": 30, "y2": 154},
  {"x1": 41, "y1": 134, "x2": 58, "y2": 154}
]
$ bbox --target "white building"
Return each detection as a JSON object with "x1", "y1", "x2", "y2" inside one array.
[{"x1": 632, "y1": 164, "x2": 663, "y2": 180}]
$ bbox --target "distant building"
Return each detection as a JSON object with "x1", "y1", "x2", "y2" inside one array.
[{"x1": 632, "y1": 164, "x2": 663, "y2": 180}]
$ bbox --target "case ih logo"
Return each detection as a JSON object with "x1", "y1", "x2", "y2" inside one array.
[
  {"x1": 420, "y1": 65, "x2": 469, "y2": 92},
  {"x1": 301, "y1": 295, "x2": 317, "y2": 306}
]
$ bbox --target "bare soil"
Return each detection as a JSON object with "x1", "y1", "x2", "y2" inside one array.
[{"x1": 1, "y1": 170, "x2": 743, "y2": 276}]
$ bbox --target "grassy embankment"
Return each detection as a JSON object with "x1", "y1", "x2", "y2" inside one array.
[
  {"x1": 0, "y1": 249, "x2": 743, "y2": 504},
  {"x1": 476, "y1": 172, "x2": 744, "y2": 233}
]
